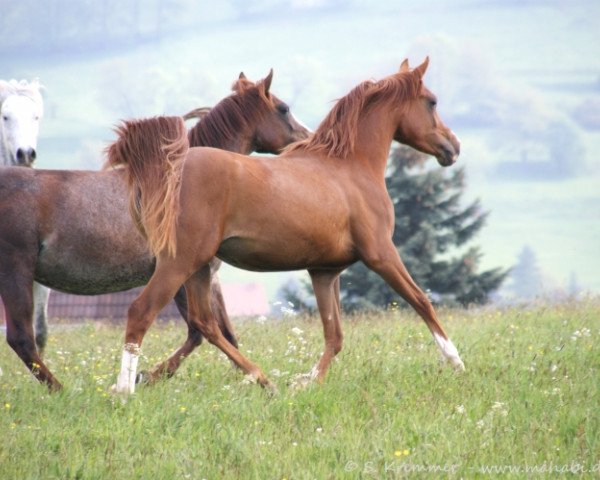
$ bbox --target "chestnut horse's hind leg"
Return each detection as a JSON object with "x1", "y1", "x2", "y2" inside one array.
[
  {"x1": 32, "y1": 282, "x2": 50, "y2": 357},
  {"x1": 363, "y1": 243, "x2": 465, "y2": 370},
  {"x1": 136, "y1": 286, "x2": 204, "y2": 384},
  {"x1": 137, "y1": 274, "x2": 239, "y2": 385},
  {"x1": 184, "y1": 266, "x2": 276, "y2": 394},
  {"x1": 134, "y1": 286, "x2": 203, "y2": 385},
  {"x1": 172, "y1": 273, "x2": 239, "y2": 348},
  {"x1": 113, "y1": 260, "x2": 192, "y2": 394},
  {"x1": 293, "y1": 269, "x2": 344, "y2": 388},
  {"x1": 1, "y1": 279, "x2": 62, "y2": 391},
  {"x1": 208, "y1": 272, "x2": 238, "y2": 348}
]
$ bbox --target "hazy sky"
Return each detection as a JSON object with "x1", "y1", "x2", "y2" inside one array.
[{"x1": 3, "y1": 0, "x2": 600, "y2": 299}]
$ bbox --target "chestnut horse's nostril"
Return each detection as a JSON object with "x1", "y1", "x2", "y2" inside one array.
[{"x1": 30, "y1": 148, "x2": 37, "y2": 161}]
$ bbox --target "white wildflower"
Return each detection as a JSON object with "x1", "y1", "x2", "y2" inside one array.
[
  {"x1": 491, "y1": 401, "x2": 508, "y2": 417},
  {"x1": 529, "y1": 362, "x2": 537, "y2": 372},
  {"x1": 581, "y1": 327, "x2": 591, "y2": 337}
]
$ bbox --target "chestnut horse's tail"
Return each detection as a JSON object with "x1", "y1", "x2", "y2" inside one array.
[{"x1": 105, "y1": 116, "x2": 189, "y2": 257}]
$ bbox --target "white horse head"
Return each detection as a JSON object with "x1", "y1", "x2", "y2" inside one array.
[{"x1": 0, "y1": 79, "x2": 44, "y2": 167}]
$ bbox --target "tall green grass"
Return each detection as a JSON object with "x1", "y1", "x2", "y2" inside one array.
[{"x1": 1, "y1": 301, "x2": 598, "y2": 479}]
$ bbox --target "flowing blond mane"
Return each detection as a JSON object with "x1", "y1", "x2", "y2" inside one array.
[{"x1": 286, "y1": 72, "x2": 421, "y2": 158}]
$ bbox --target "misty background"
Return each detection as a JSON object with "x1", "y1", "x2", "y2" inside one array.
[{"x1": 2, "y1": 0, "x2": 599, "y2": 303}]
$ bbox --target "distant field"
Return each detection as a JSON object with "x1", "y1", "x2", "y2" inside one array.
[{"x1": 1, "y1": 301, "x2": 598, "y2": 479}]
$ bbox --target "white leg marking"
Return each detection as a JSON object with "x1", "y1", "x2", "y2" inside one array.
[
  {"x1": 241, "y1": 371, "x2": 259, "y2": 385},
  {"x1": 290, "y1": 361, "x2": 320, "y2": 390},
  {"x1": 32, "y1": 282, "x2": 50, "y2": 347},
  {"x1": 433, "y1": 333, "x2": 465, "y2": 371},
  {"x1": 113, "y1": 344, "x2": 140, "y2": 394}
]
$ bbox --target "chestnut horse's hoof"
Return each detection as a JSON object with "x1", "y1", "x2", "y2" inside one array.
[
  {"x1": 241, "y1": 373, "x2": 278, "y2": 396},
  {"x1": 264, "y1": 380, "x2": 279, "y2": 397},
  {"x1": 47, "y1": 380, "x2": 64, "y2": 393}
]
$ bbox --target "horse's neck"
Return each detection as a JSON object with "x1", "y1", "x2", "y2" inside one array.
[
  {"x1": 219, "y1": 134, "x2": 254, "y2": 155},
  {"x1": 189, "y1": 117, "x2": 254, "y2": 155},
  {"x1": 352, "y1": 107, "x2": 397, "y2": 177}
]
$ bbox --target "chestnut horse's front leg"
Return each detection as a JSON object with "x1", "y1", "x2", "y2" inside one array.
[
  {"x1": 113, "y1": 259, "x2": 192, "y2": 394},
  {"x1": 362, "y1": 242, "x2": 465, "y2": 370}
]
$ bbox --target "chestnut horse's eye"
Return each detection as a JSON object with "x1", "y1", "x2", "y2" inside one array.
[
  {"x1": 277, "y1": 103, "x2": 290, "y2": 115},
  {"x1": 429, "y1": 99, "x2": 437, "y2": 109}
]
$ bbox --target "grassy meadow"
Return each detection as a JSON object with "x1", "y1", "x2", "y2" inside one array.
[{"x1": 1, "y1": 300, "x2": 599, "y2": 479}]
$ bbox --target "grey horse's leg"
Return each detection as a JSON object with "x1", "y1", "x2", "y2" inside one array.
[{"x1": 32, "y1": 282, "x2": 51, "y2": 357}]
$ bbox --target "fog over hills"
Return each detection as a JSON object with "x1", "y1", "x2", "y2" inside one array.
[{"x1": 2, "y1": 0, "x2": 599, "y2": 299}]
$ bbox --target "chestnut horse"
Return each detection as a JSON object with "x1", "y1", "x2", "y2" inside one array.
[
  {"x1": 109, "y1": 58, "x2": 464, "y2": 395},
  {"x1": 0, "y1": 71, "x2": 309, "y2": 391}
]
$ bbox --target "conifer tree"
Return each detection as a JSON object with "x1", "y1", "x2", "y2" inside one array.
[
  {"x1": 341, "y1": 146, "x2": 508, "y2": 309},
  {"x1": 506, "y1": 245, "x2": 543, "y2": 300}
]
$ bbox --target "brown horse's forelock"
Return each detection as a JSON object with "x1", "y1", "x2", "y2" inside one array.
[
  {"x1": 286, "y1": 71, "x2": 421, "y2": 158},
  {"x1": 188, "y1": 83, "x2": 272, "y2": 148},
  {"x1": 105, "y1": 116, "x2": 189, "y2": 257}
]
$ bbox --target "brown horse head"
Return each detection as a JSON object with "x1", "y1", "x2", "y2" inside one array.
[
  {"x1": 393, "y1": 58, "x2": 460, "y2": 167},
  {"x1": 233, "y1": 69, "x2": 310, "y2": 152},
  {"x1": 187, "y1": 70, "x2": 309, "y2": 154}
]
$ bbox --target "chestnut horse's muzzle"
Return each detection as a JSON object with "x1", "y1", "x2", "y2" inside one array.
[{"x1": 437, "y1": 134, "x2": 460, "y2": 167}]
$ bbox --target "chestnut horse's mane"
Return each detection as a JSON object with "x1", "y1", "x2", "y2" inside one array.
[
  {"x1": 286, "y1": 71, "x2": 421, "y2": 158},
  {"x1": 105, "y1": 116, "x2": 189, "y2": 257},
  {"x1": 103, "y1": 76, "x2": 274, "y2": 258},
  {"x1": 187, "y1": 76, "x2": 272, "y2": 149}
]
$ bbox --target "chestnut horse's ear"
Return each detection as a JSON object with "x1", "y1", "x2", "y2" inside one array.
[
  {"x1": 399, "y1": 59, "x2": 410, "y2": 73},
  {"x1": 261, "y1": 69, "x2": 273, "y2": 95},
  {"x1": 232, "y1": 72, "x2": 251, "y2": 93},
  {"x1": 413, "y1": 57, "x2": 430, "y2": 79}
]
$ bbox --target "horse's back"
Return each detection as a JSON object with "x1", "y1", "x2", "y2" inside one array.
[
  {"x1": 0, "y1": 167, "x2": 42, "y2": 219},
  {"x1": 0, "y1": 167, "x2": 122, "y2": 223},
  {"x1": 0, "y1": 167, "x2": 154, "y2": 294},
  {"x1": 182, "y1": 147, "x2": 359, "y2": 271}
]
